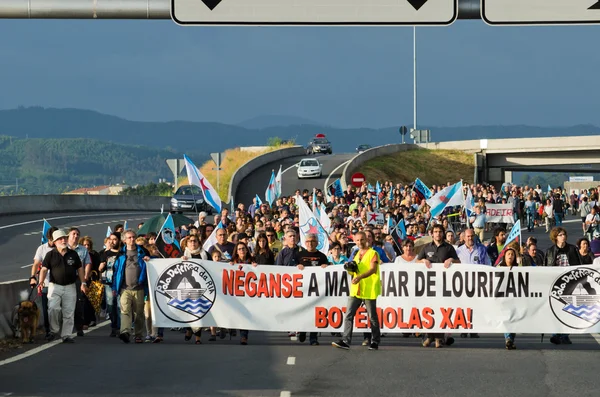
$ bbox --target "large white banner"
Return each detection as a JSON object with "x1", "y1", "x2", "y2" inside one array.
[
  {"x1": 485, "y1": 203, "x2": 514, "y2": 223},
  {"x1": 147, "y1": 259, "x2": 600, "y2": 334}
]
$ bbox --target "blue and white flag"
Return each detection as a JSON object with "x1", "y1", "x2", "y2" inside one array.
[
  {"x1": 386, "y1": 215, "x2": 395, "y2": 233},
  {"x1": 426, "y1": 181, "x2": 464, "y2": 219},
  {"x1": 123, "y1": 221, "x2": 128, "y2": 231},
  {"x1": 327, "y1": 179, "x2": 344, "y2": 198},
  {"x1": 265, "y1": 170, "x2": 277, "y2": 205},
  {"x1": 390, "y1": 218, "x2": 406, "y2": 253},
  {"x1": 275, "y1": 165, "x2": 283, "y2": 199},
  {"x1": 230, "y1": 196, "x2": 235, "y2": 213},
  {"x1": 414, "y1": 177, "x2": 433, "y2": 200},
  {"x1": 41, "y1": 219, "x2": 52, "y2": 244},
  {"x1": 104, "y1": 225, "x2": 113, "y2": 248},
  {"x1": 389, "y1": 188, "x2": 394, "y2": 202},
  {"x1": 255, "y1": 194, "x2": 263, "y2": 207},
  {"x1": 465, "y1": 188, "x2": 475, "y2": 216},
  {"x1": 547, "y1": 184, "x2": 552, "y2": 193},
  {"x1": 368, "y1": 183, "x2": 374, "y2": 192},
  {"x1": 297, "y1": 194, "x2": 329, "y2": 255},
  {"x1": 184, "y1": 154, "x2": 222, "y2": 214},
  {"x1": 494, "y1": 220, "x2": 521, "y2": 266},
  {"x1": 203, "y1": 221, "x2": 224, "y2": 252},
  {"x1": 156, "y1": 213, "x2": 182, "y2": 258}
]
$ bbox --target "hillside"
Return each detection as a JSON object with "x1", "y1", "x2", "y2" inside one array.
[
  {"x1": 0, "y1": 135, "x2": 208, "y2": 195},
  {"x1": 1, "y1": 107, "x2": 599, "y2": 155},
  {"x1": 360, "y1": 149, "x2": 475, "y2": 186}
]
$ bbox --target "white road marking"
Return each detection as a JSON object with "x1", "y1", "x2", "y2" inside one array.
[
  {"x1": 592, "y1": 334, "x2": 600, "y2": 346},
  {"x1": 20, "y1": 264, "x2": 32, "y2": 269},
  {"x1": 0, "y1": 213, "x2": 153, "y2": 231},
  {"x1": 323, "y1": 159, "x2": 351, "y2": 195},
  {"x1": 0, "y1": 320, "x2": 109, "y2": 367},
  {"x1": 290, "y1": 336, "x2": 297, "y2": 341},
  {"x1": 280, "y1": 392, "x2": 292, "y2": 397},
  {"x1": 286, "y1": 356, "x2": 296, "y2": 365},
  {"x1": 282, "y1": 162, "x2": 300, "y2": 175}
]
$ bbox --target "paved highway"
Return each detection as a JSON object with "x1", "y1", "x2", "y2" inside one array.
[
  {"x1": 1, "y1": 331, "x2": 599, "y2": 397},
  {"x1": 235, "y1": 153, "x2": 355, "y2": 208},
  {"x1": 0, "y1": 212, "x2": 156, "y2": 282}
]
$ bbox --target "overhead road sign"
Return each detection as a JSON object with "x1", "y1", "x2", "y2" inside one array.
[
  {"x1": 482, "y1": 0, "x2": 600, "y2": 25},
  {"x1": 172, "y1": 0, "x2": 458, "y2": 26}
]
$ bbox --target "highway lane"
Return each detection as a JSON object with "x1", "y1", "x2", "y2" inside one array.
[
  {"x1": 0, "y1": 212, "x2": 157, "y2": 282},
  {"x1": 1, "y1": 331, "x2": 599, "y2": 397},
  {"x1": 235, "y1": 153, "x2": 355, "y2": 208}
]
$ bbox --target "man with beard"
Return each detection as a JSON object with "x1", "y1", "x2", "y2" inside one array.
[{"x1": 417, "y1": 224, "x2": 460, "y2": 348}]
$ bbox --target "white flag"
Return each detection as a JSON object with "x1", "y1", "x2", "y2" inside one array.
[{"x1": 297, "y1": 194, "x2": 329, "y2": 255}]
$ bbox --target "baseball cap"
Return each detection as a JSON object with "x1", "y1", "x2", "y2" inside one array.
[{"x1": 52, "y1": 229, "x2": 68, "y2": 241}]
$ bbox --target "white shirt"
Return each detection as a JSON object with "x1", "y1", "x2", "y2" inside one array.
[
  {"x1": 34, "y1": 243, "x2": 53, "y2": 287},
  {"x1": 395, "y1": 255, "x2": 417, "y2": 264}
]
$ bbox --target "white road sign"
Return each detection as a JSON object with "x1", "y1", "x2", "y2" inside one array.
[
  {"x1": 483, "y1": 0, "x2": 600, "y2": 25},
  {"x1": 172, "y1": 0, "x2": 457, "y2": 26}
]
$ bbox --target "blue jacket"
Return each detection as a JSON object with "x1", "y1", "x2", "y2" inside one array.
[{"x1": 112, "y1": 245, "x2": 149, "y2": 295}]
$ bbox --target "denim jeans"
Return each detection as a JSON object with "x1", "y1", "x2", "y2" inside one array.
[
  {"x1": 504, "y1": 333, "x2": 515, "y2": 341},
  {"x1": 104, "y1": 284, "x2": 120, "y2": 331},
  {"x1": 526, "y1": 213, "x2": 534, "y2": 230},
  {"x1": 554, "y1": 212, "x2": 563, "y2": 226}
]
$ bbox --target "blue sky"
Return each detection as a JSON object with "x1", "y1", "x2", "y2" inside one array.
[{"x1": 0, "y1": 20, "x2": 598, "y2": 128}]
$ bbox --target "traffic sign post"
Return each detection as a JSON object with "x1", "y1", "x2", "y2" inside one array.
[
  {"x1": 166, "y1": 159, "x2": 185, "y2": 190},
  {"x1": 210, "y1": 152, "x2": 225, "y2": 192},
  {"x1": 172, "y1": 0, "x2": 458, "y2": 26},
  {"x1": 351, "y1": 172, "x2": 366, "y2": 188},
  {"x1": 482, "y1": 0, "x2": 600, "y2": 25},
  {"x1": 399, "y1": 126, "x2": 408, "y2": 144}
]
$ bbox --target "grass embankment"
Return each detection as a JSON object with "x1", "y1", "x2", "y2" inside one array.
[
  {"x1": 178, "y1": 144, "x2": 294, "y2": 200},
  {"x1": 361, "y1": 149, "x2": 474, "y2": 186}
]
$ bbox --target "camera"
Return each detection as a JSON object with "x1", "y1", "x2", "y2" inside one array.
[{"x1": 344, "y1": 261, "x2": 359, "y2": 273}]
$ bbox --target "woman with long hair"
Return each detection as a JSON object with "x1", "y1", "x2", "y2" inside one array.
[
  {"x1": 253, "y1": 233, "x2": 275, "y2": 265},
  {"x1": 230, "y1": 242, "x2": 255, "y2": 345},
  {"x1": 498, "y1": 247, "x2": 519, "y2": 350}
]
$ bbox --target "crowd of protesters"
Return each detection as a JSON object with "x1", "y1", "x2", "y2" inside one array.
[{"x1": 29, "y1": 180, "x2": 600, "y2": 350}]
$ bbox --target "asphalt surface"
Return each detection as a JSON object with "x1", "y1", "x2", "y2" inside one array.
[
  {"x1": 1, "y1": 330, "x2": 599, "y2": 397},
  {"x1": 0, "y1": 212, "x2": 157, "y2": 282},
  {"x1": 235, "y1": 153, "x2": 355, "y2": 208}
]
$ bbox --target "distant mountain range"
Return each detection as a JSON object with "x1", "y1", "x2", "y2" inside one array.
[
  {"x1": 236, "y1": 114, "x2": 327, "y2": 129},
  {"x1": 2, "y1": 107, "x2": 599, "y2": 156}
]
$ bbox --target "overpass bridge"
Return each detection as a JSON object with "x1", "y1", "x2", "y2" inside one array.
[{"x1": 419, "y1": 135, "x2": 600, "y2": 186}]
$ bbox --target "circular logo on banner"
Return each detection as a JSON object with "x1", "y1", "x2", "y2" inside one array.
[
  {"x1": 154, "y1": 261, "x2": 216, "y2": 324},
  {"x1": 549, "y1": 267, "x2": 600, "y2": 329},
  {"x1": 161, "y1": 227, "x2": 175, "y2": 245}
]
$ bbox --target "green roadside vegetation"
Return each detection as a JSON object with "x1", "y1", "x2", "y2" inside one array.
[{"x1": 360, "y1": 149, "x2": 475, "y2": 186}]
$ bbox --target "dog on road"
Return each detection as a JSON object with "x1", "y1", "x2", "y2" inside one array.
[{"x1": 17, "y1": 301, "x2": 40, "y2": 343}]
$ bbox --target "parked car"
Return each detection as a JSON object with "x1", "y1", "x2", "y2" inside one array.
[
  {"x1": 170, "y1": 185, "x2": 213, "y2": 214},
  {"x1": 297, "y1": 158, "x2": 323, "y2": 179},
  {"x1": 306, "y1": 135, "x2": 332, "y2": 155},
  {"x1": 356, "y1": 144, "x2": 372, "y2": 153}
]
